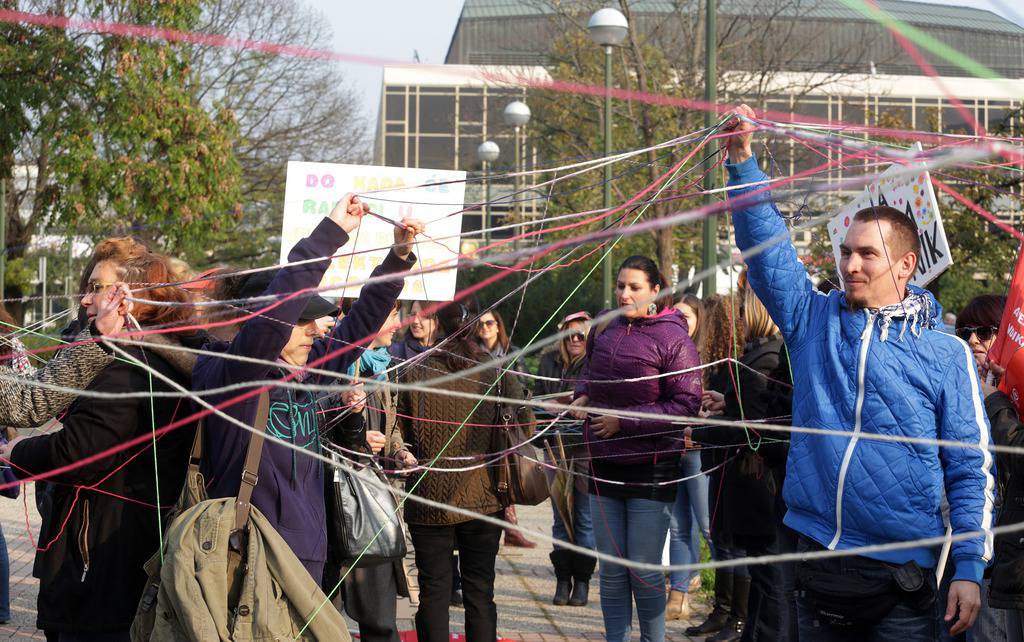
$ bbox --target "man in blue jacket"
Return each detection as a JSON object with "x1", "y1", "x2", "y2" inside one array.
[{"x1": 723, "y1": 104, "x2": 994, "y2": 640}]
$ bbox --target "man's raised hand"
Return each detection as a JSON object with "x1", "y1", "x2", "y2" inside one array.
[{"x1": 723, "y1": 104, "x2": 756, "y2": 164}]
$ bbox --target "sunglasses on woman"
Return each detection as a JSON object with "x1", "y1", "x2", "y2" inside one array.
[
  {"x1": 479, "y1": 319, "x2": 497, "y2": 328},
  {"x1": 955, "y1": 326, "x2": 998, "y2": 342},
  {"x1": 566, "y1": 332, "x2": 586, "y2": 343}
]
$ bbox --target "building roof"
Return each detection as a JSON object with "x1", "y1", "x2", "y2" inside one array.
[{"x1": 457, "y1": 0, "x2": 1023, "y2": 35}]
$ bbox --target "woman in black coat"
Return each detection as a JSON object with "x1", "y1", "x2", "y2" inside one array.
[
  {"x1": 954, "y1": 294, "x2": 1024, "y2": 641},
  {"x1": 1, "y1": 245, "x2": 202, "y2": 641},
  {"x1": 691, "y1": 285, "x2": 795, "y2": 642}
]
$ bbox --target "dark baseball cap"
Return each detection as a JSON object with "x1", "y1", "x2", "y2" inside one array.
[{"x1": 237, "y1": 269, "x2": 339, "y2": 321}]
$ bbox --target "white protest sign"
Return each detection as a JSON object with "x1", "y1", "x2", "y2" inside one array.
[
  {"x1": 828, "y1": 145, "x2": 950, "y2": 287},
  {"x1": 281, "y1": 162, "x2": 466, "y2": 301}
]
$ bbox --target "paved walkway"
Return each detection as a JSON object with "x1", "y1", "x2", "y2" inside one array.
[{"x1": 0, "y1": 488, "x2": 707, "y2": 640}]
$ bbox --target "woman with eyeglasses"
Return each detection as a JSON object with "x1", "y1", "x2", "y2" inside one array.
[
  {"x1": 945, "y1": 294, "x2": 1022, "y2": 642},
  {"x1": 475, "y1": 308, "x2": 534, "y2": 547},
  {"x1": 536, "y1": 311, "x2": 596, "y2": 606},
  {"x1": 954, "y1": 295, "x2": 1002, "y2": 368},
  {"x1": 476, "y1": 309, "x2": 527, "y2": 379},
  {"x1": 0, "y1": 244, "x2": 204, "y2": 641}
]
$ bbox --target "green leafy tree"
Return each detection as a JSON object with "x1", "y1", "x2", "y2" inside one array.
[
  {"x1": 1, "y1": 0, "x2": 242, "y2": 323},
  {"x1": 53, "y1": 0, "x2": 242, "y2": 264},
  {"x1": 188, "y1": 0, "x2": 369, "y2": 267}
]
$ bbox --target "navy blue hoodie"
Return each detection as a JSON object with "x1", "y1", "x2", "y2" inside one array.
[{"x1": 193, "y1": 217, "x2": 414, "y2": 580}]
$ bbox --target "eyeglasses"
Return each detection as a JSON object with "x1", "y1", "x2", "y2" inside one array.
[
  {"x1": 84, "y1": 281, "x2": 116, "y2": 295},
  {"x1": 479, "y1": 320, "x2": 497, "y2": 328},
  {"x1": 956, "y1": 326, "x2": 998, "y2": 342},
  {"x1": 567, "y1": 332, "x2": 586, "y2": 343}
]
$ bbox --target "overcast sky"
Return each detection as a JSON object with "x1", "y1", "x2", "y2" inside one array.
[{"x1": 308, "y1": 0, "x2": 1024, "y2": 130}]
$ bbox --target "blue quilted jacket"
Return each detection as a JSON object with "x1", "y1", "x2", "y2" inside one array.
[{"x1": 728, "y1": 155, "x2": 996, "y2": 584}]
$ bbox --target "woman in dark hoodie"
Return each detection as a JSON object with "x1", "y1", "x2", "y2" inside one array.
[
  {"x1": 3, "y1": 245, "x2": 203, "y2": 641},
  {"x1": 569, "y1": 255, "x2": 702, "y2": 642},
  {"x1": 193, "y1": 194, "x2": 421, "y2": 584}
]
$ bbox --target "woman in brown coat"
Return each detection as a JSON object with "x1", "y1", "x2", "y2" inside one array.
[{"x1": 398, "y1": 301, "x2": 533, "y2": 642}]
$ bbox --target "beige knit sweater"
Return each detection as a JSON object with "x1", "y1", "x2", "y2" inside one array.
[{"x1": 0, "y1": 329, "x2": 112, "y2": 428}]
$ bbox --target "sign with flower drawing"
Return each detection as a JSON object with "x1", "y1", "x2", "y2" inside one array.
[{"x1": 828, "y1": 144, "x2": 950, "y2": 287}]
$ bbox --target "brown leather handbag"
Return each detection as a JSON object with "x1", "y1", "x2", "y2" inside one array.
[{"x1": 491, "y1": 372, "x2": 549, "y2": 507}]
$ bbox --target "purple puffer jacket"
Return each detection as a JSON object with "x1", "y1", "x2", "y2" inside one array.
[{"x1": 575, "y1": 308, "x2": 702, "y2": 465}]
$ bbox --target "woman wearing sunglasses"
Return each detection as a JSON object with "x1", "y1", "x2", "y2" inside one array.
[
  {"x1": 475, "y1": 308, "x2": 534, "y2": 547},
  {"x1": 536, "y1": 311, "x2": 595, "y2": 606},
  {"x1": 954, "y1": 295, "x2": 1002, "y2": 369},
  {"x1": 949, "y1": 294, "x2": 1023, "y2": 641},
  {"x1": 476, "y1": 309, "x2": 527, "y2": 380}
]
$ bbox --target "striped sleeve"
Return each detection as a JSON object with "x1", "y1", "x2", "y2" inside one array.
[{"x1": 939, "y1": 337, "x2": 996, "y2": 584}]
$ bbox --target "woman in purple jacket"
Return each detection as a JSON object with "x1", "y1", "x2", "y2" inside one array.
[{"x1": 570, "y1": 255, "x2": 703, "y2": 642}]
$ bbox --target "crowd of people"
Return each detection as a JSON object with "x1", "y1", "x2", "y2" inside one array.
[{"x1": 0, "y1": 105, "x2": 1016, "y2": 642}]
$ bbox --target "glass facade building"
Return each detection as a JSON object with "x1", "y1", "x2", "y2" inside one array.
[{"x1": 375, "y1": 0, "x2": 1023, "y2": 238}]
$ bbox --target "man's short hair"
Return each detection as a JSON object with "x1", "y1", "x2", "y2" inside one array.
[{"x1": 852, "y1": 205, "x2": 921, "y2": 261}]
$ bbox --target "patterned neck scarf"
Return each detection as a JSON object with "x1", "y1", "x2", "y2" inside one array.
[{"x1": 875, "y1": 290, "x2": 936, "y2": 342}]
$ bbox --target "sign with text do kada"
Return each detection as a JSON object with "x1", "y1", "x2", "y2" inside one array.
[
  {"x1": 280, "y1": 161, "x2": 466, "y2": 301},
  {"x1": 829, "y1": 144, "x2": 951, "y2": 287}
]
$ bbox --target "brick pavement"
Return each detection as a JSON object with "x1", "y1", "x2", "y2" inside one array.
[{"x1": 1, "y1": 488, "x2": 706, "y2": 640}]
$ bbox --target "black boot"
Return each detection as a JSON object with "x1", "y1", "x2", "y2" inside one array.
[
  {"x1": 570, "y1": 550, "x2": 596, "y2": 583},
  {"x1": 709, "y1": 575, "x2": 750, "y2": 642},
  {"x1": 685, "y1": 570, "x2": 733, "y2": 636},
  {"x1": 550, "y1": 549, "x2": 574, "y2": 606},
  {"x1": 553, "y1": 580, "x2": 572, "y2": 605},
  {"x1": 708, "y1": 617, "x2": 745, "y2": 642},
  {"x1": 568, "y1": 579, "x2": 589, "y2": 606}
]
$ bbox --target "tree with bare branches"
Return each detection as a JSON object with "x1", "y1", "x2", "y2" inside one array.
[{"x1": 528, "y1": 0, "x2": 885, "y2": 282}]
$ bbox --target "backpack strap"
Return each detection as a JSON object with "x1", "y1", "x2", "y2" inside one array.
[
  {"x1": 233, "y1": 391, "x2": 271, "y2": 535},
  {"x1": 187, "y1": 420, "x2": 203, "y2": 476}
]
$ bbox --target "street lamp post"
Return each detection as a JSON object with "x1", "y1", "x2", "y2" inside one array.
[
  {"x1": 477, "y1": 140, "x2": 500, "y2": 244},
  {"x1": 701, "y1": 0, "x2": 718, "y2": 297},
  {"x1": 588, "y1": 7, "x2": 628, "y2": 310},
  {"x1": 503, "y1": 100, "x2": 531, "y2": 250}
]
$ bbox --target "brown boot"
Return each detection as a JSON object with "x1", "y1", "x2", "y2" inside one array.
[{"x1": 666, "y1": 590, "x2": 690, "y2": 621}]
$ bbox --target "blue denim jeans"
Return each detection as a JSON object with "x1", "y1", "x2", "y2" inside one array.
[
  {"x1": 552, "y1": 487, "x2": 595, "y2": 550},
  {"x1": 591, "y1": 494, "x2": 671, "y2": 642},
  {"x1": 668, "y1": 452, "x2": 710, "y2": 591},
  {"x1": 0, "y1": 523, "x2": 9, "y2": 622}
]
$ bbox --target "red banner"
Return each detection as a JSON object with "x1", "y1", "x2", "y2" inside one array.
[{"x1": 989, "y1": 244, "x2": 1024, "y2": 414}]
